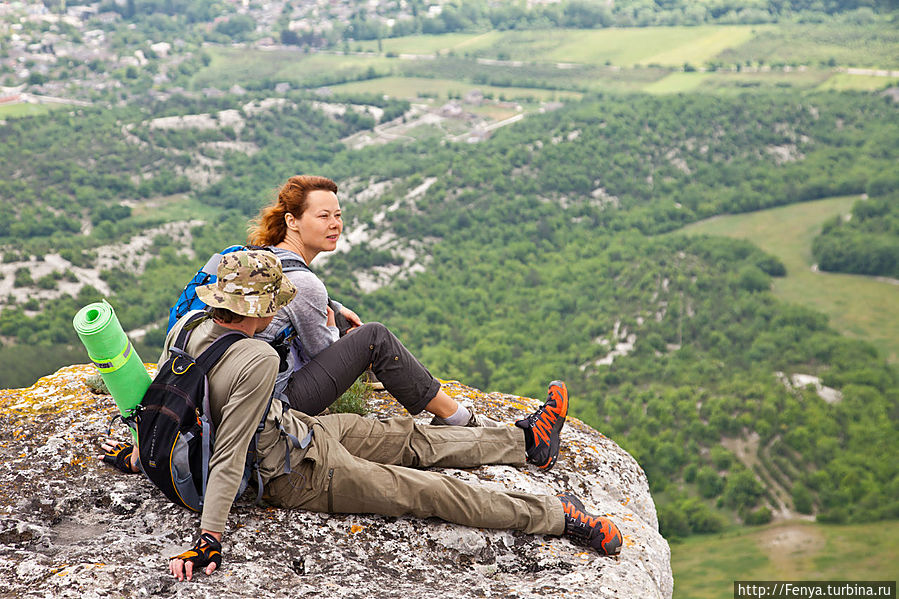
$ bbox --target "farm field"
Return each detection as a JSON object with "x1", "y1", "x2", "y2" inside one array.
[
  {"x1": 359, "y1": 31, "x2": 502, "y2": 55},
  {"x1": 189, "y1": 24, "x2": 899, "y2": 101},
  {"x1": 817, "y1": 72, "x2": 899, "y2": 91},
  {"x1": 326, "y1": 75, "x2": 583, "y2": 102},
  {"x1": 0, "y1": 102, "x2": 61, "y2": 117},
  {"x1": 680, "y1": 196, "x2": 899, "y2": 364},
  {"x1": 714, "y1": 23, "x2": 899, "y2": 70},
  {"x1": 644, "y1": 72, "x2": 711, "y2": 94},
  {"x1": 191, "y1": 47, "x2": 394, "y2": 89},
  {"x1": 362, "y1": 26, "x2": 764, "y2": 66},
  {"x1": 671, "y1": 520, "x2": 899, "y2": 599}
]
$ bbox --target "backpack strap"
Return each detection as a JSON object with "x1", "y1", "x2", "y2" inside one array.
[
  {"x1": 194, "y1": 330, "x2": 248, "y2": 374},
  {"x1": 189, "y1": 329, "x2": 248, "y2": 506},
  {"x1": 173, "y1": 311, "x2": 209, "y2": 352},
  {"x1": 249, "y1": 244, "x2": 312, "y2": 274},
  {"x1": 279, "y1": 258, "x2": 310, "y2": 273}
]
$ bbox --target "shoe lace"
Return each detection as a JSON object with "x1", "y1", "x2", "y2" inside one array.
[{"x1": 562, "y1": 500, "x2": 600, "y2": 540}]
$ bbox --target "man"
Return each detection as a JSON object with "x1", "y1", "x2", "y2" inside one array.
[{"x1": 110, "y1": 250, "x2": 623, "y2": 581}]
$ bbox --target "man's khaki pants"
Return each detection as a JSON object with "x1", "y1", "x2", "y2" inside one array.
[{"x1": 265, "y1": 414, "x2": 564, "y2": 536}]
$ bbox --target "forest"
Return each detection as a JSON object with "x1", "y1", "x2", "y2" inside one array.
[
  {"x1": 95, "y1": 0, "x2": 899, "y2": 46},
  {"x1": 2, "y1": 87, "x2": 898, "y2": 538},
  {"x1": 812, "y1": 190, "x2": 899, "y2": 277}
]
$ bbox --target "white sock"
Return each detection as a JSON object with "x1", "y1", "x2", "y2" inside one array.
[{"x1": 442, "y1": 404, "x2": 471, "y2": 426}]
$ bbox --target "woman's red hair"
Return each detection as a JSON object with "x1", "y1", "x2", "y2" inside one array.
[{"x1": 248, "y1": 175, "x2": 339, "y2": 246}]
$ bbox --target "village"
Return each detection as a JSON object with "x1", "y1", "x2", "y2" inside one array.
[{"x1": 0, "y1": 0, "x2": 454, "y2": 108}]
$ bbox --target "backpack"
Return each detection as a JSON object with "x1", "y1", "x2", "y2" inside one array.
[
  {"x1": 133, "y1": 312, "x2": 249, "y2": 511},
  {"x1": 168, "y1": 245, "x2": 311, "y2": 333},
  {"x1": 133, "y1": 312, "x2": 312, "y2": 513}
]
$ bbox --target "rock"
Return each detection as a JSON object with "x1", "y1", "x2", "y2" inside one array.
[{"x1": 0, "y1": 366, "x2": 672, "y2": 598}]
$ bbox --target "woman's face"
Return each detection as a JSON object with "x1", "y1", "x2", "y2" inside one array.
[{"x1": 291, "y1": 189, "x2": 343, "y2": 254}]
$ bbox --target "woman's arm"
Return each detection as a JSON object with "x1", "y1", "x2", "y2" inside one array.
[{"x1": 282, "y1": 270, "x2": 339, "y2": 357}]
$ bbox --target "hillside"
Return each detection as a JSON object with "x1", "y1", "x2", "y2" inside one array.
[
  {"x1": 2, "y1": 87, "x2": 898, "y2": 537},
  {"x1": 2, "y1": 2, "x2": 898, "y2": 561},
  {"x1": 681, "y1": 196, "x2": 899, "y2": 364}
]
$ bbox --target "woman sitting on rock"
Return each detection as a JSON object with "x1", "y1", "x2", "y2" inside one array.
[{"x1": 250, "y1": 174, "x2": 495, "y2": 427}]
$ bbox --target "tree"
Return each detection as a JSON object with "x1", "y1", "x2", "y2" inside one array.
[
  {"x1": 723, "y1": 471, "x2": 765, "y2": 510},
  {"x1": 697, "y1": 466, "x2": 725, "y2": 498}
]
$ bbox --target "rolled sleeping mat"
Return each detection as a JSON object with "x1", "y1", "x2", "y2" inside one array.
[{"x1": 73, "y1": 300, "x2": 151, "y2": 425}]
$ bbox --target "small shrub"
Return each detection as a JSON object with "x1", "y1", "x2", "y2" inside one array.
[
  {"x1": 330, "y1": 377, "x2": 373, "y2": 415},
  {"x1": 85, "y1": 374, "x2": 110, "y2": 395},
  {"x1": 742, "y1": 506, "x2": 773, "y2": 525},
  {"x1": 13, "y1": 268, "x2": 33, "y2": 287}
]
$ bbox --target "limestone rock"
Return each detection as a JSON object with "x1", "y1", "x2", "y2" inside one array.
[{"x1": 0, "y1": 366, "x2": 672, "y2": 598}]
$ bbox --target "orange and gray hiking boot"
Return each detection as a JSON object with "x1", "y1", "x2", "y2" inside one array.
[
  {"x1": 516, "y1": 380, "x2": 568, "y2": 470},
  {"x1": 558, "y1": 494, "x2": 622, "y2": 556}
]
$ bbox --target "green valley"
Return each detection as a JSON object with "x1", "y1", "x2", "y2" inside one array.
[
  {"x1": 672, "y1": 520, "x2": 899, "y2": 599},
  {"x1": 1, "y1": 1, "x2": 898, "y2": 594},
  {"x1": 681, "y1": 197, "x2": 899, "y2": 364}
]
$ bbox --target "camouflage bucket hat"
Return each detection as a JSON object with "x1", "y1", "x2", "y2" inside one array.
[{"x1": 195, "y1": 250, "x2": 297, "y2": 318}]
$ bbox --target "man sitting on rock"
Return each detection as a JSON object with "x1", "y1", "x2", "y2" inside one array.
[{"x1": 106, "y1": 250, "x2": 623, "y2": 581}]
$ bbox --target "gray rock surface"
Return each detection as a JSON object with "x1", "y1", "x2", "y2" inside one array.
[{"x1": 0, "y1": 365, "x2": 672, "y2": 598}]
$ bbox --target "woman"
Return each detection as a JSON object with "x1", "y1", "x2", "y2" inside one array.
[{"x1": 250, "y1": 175, "x2": 495, "y2": 427}]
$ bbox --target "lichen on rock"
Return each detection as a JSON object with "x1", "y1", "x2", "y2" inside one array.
[{"x1": 0, "y1": 366, "x2": 672, "y2": 598}]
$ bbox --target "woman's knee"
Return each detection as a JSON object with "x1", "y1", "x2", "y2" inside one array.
[
  {"x1": 355, "y1": 322, "x2": 397, "y2": 346},
  {"x1": 358, "y1": 321, "x2": 389, "y2": 337}
]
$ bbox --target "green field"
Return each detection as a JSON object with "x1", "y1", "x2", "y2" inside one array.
[
  {"x1": 363, "y1": 26, "x2": 763, "y2": 67},
  {"x1": 327, "y1": 75, "x2": 582, "y2": 102},
  {"x1": 714, "y1": 23, "x2": 899, "y2": 70},
  {"x1": 129, "y1": 193, "x2": 222, "y2": 224},
  {"x1": 191, "y1": 48, "x2": 394, "y2": 89},
  {"x1": 192, "y1": 25, "x2": 899, "y2": 97},
  {"x1": 357, "y1": 24, "x2": 897, "y2": 70},
  {"x1": 358, "y1": 31, "x2": 501, "y2": 54},
  {"x1": 644, "y1": 72, "x2": 712, "y2": 94},
  {"x1": 672, "y1": 520, "x2": 899, "y2": 599},
  {"x1": 0, "y1": 102, "x2": 61, "y2": 118},
  {"x1": 817, "y1": 72, "x2": 899, "y2": 91},
  {"x1": 680, "y1": 196, "x2": 899, "y2": 364}
]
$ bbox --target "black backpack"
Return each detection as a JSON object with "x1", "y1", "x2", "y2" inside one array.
[{"x1": 133, "y1": 312, "x2": 252, "y2": 512}]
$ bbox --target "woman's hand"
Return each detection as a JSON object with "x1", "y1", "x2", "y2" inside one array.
[
  {"x1": 339, "y1": 307, "x2": 362, "y2": 331},
  {"x1": 326, "y1": 305, "x2": 337, "y2": 328}
]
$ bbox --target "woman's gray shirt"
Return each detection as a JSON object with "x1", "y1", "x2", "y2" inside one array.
[{"x1": 257, "y1": 246, "x2": 340, "y2": 396}]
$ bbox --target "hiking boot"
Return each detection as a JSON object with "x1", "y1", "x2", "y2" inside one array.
[
  {"x1": 430, "y1": 409, "x2": 499, "y2": 427},
  {"x1": 558, "y1": 494, "x2": 622, "y2": 556},
  {"x1": 516, "y1": 380, "x2": 568, "y2": 470},
  {"x1": 365, "y1": 368, "x2": 385, "y2": 391}
]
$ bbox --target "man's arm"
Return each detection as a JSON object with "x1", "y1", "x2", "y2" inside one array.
[{"x1": 169, "y1": 345, "x2": 278, "y2": 581}]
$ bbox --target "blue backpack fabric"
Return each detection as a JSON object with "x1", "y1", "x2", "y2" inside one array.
[{"x1": 168, "y1": 245, "x2": 310, "y2": 333}]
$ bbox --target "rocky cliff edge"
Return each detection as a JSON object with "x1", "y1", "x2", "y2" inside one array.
[{"x1": 0, "y1": 365, "x2": 672, "y2": 599}]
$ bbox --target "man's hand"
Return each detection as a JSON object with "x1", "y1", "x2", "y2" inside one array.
[
  {"x1": 326, "y1": 305, "x2": 337, "y2": 328},
  {"x1": 99, "y1": 439, "x2": 139, "y2": 473},
  {"x1": 169, "y1": 532, "x2": 222, "y2": 581},
  {"x1": 339, "y1": 306, "x2": 362, "y2": 331}
]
